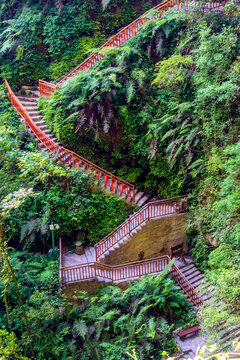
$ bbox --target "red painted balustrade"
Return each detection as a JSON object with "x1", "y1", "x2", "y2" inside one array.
[
  {"x1": 171, "y1": 263, "x2": 202, "y2": 306},
  {"x1": 61, "y1": 256, "x2": 169, "y2": 284},
  {"x1": 5, "y1": 79, "x2": 135, "y2": 202},
  {"x1": 95, "y1": 196, "x2": 188, "y2": 261},
  {"x1": 39, "y1": 0, "x2": 228, "y2": 98},
  {"x1": 59, "y1": 243, "x2": 202, "y2": 307}
]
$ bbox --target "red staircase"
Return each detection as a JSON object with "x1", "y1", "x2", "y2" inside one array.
[
  {"x1": 95, "y1": 196, "x2": 188, "y2": 261},
  {"x1": 5, "y1": 79, "x2": 135, "y2": 202},
  {"x1": 59, "y1": 237, "x2": 202, "y2": 307},
  {"x1": 39, "y1": 0, "x2": 228, "y2": 98},
  {"x1": 5, "y1": 0, "x2": 229, "y2": 309}
]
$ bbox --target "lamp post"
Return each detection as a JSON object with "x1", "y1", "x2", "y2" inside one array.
[{"x1": 49, "y1": 222, "x2": 59, "y2": 259}]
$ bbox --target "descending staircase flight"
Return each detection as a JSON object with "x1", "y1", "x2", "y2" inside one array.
[
  {"x1": 176, "y1": 260, "x2": 240, "y2": 351},
  {"x1": 5, "y1": 80, "x2": 136, "y2": 203}
]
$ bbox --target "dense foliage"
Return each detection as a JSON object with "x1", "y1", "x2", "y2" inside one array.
[
  {"x1": 0, "y1": 84, "x2": 129, "y2": 250},
  {"x1": 0, "y1": 0, "x2": 157, "y2": 87},
  {"x1": 0, "y1": 253, "x2": 196, "y2": 359},
  {"x1": 39, "y1": 6, "x2": 240, "y2": 197},
  {"x1": 38, "y1": 2, "x2": 240, "y2": 346},
  {"x1": 0, "y1": 0, "x2": 240, "y2": 358}
]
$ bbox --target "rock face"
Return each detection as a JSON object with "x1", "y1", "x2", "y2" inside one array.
[{"x1": 204, "y1": 233, "x2": 219, "y2": 247}]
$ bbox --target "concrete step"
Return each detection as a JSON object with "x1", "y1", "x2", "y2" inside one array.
[
  {"x1": 89, "y1": 247, "x2": 96, "y2": 259},
  {"x1": 201, "y1": 293, "x2": 212, "y2": 302},
  {"x1": 188, "y1": 274, "x2": 205, "y2": 286},
  {"x1": 19, "y1": 100, "x2": 38, "y2": 107},
  {"x1": 22, "y1": 105, "x2": 38, "y2": 111},
  {"x1": 221, "y1": 332, "x2": 240, "y2": 351},
  {"x1": 219, "y1": 325, "x2": 240, "y2": 341},
  {"x1": 187, "y1": 270, "x2": 203, "y2": 282},
  {"x1": 220, "y1": 328, "x2": 240, "y2": 349},
  {"x1": 31, "y1": 116, "x2": 43, "y2": 121},
  {"x1": 178, "y1": 263, "x2": 195, "y2": 272},
  {"x1": 18, "y1": 96, "x2": 38, "y2": 103},
  {"x1": 28, "y1": 111, "x2": 42, "y2": 117},
  {"x1": 34, "y1": 120, "x2": 46, "y2": 126},
  {"x1": 182, "y1": 266, "x2": 200, "y2": 278},
  {"x1": 137, "y1": 193, "x2": 152, "y2": 207},
  {"x1": 28, "y1": 90, "x2": 40, "y2": 97},
  {"x1": 192, "y1": 278, "x2": 208, "y2": 290},
  {"x1": 134, "y1": 191, "x2": 145, "y2": 204}
]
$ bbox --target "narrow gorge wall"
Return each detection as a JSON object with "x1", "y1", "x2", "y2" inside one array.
[{"x1": 102, "y1": 213, "x2": 187, "y2": 265}]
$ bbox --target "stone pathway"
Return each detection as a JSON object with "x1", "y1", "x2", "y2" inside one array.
[
  {"x1": 175, "y1": 333, "x2": 207, "y2": 359},
  {"x1": 63, "y1": 247, "x2": 95, "y2": 267}
]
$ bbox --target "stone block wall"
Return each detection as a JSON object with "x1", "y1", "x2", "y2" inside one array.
[{"x1": 102, "y1": 213, "x2": 186, "y2": 265}]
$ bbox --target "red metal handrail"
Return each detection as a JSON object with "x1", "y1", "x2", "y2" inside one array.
[
  {"x1": 60, "y1": 254, "x2": 202, "y2": 306},
  {"x1": 5, "y1": 79, "x2": 135, "y2": 202},
  {"x1": 38, "y1": 0, "x2": 228, "y2": 98},
  {"x1": 39, "y1": 0, "x2": 180, "y2": 97},
  {"x1": 171, "y1": 262, "x2": 203, "y2": 306},
  {"x1": 94, "y1": 195, "x2": 188, "y2": 260}
]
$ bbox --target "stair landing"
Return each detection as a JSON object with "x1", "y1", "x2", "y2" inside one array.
[{"x1": 63, "y1": 247, "x2": 95, "y2": 267}]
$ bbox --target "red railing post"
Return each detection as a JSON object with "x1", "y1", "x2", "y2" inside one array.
[
  {"x1": 94, "y1": 262, "x2": 97, "y2": 279},
  {"x1": 111, "y1": 175, "x2": 113, "y2": 192}
]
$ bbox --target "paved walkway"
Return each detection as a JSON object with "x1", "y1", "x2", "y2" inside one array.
[
  {"x1": 175, "y1": 333, "x2": 207, "y2": 359},
  {"x1": 63, "y1": 247, "x2": 95, "y2": 267}
]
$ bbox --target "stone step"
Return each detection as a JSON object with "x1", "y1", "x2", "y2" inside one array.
[
  {"x1": 22, "y1": 105, "x2": 38, "y2": 111},
  {"x1": 28, "y1": 90, "x2": 40, "y2": 97},
  {"x1": 137, "y1": 193, "x2": 152, "y2": 207},
  {"x1": 187, "y1": 270, "x2": 203, "y2": 282},
  {"x1": 201, "y1": 293, "x2": 212, "y2": 302},
  {"x1": 182, "y1": 266, "x2": 200, "y2": 278},
  {"x1": 19, "y1": 100, "x2": 38, "y2": 107},
  {"x1": 220, "y1": 328, "x2": 240, "y2": 349},
  {"x1": 186, "y1": 271, "x2": 203, "y2": 283},
  {"x1": 134, "y1": 191, "x2": 145, "y2": 204},
  {"x1": 189, "y1": 274, "x2": 205, "y2": 287},
  {"x1": 89, "y1": 247, "x2": 96, "y2": 259},
  {"x1": 178, "y1": 263, "x2": 195, "y2": 272},
  {"x1": 17, "y1": 96, "x2": 38, "y2": 103},
  {"x1": 193, "y1": 278, "x2": 208, "y2": 290},
  {"x1": 219, "y1": 325, "x2": 240, "y2": 341},
  {"x1": 34, "y1": 120, "x2": 46, "y2": 126},
  {"x1": 32, "y1": 116, "x2": 43, "y2": 122},
  {"x1": 196, "y1": 284, "x2": 214, "y2": 299},
  {"x1": 28, "y1": 112, "x2": 42, "y2": 117},
  {"x1": 85, "y1": 248, "x2": 95, "y2": 263}
]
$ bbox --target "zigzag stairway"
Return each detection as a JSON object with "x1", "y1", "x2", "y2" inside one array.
[{"x1": 4, "y1": 0, "x2": 236, "y2": 353}]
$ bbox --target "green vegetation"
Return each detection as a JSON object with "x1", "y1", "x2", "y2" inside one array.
[
  {"x1": 0, "y1": 84, "x2": 129, "y2": 249},
  {"x1": 38, "y1": 2, "x2": 240, "y2": 347},
  {"x1": 0, "y1": 0, "x2": 155, "y2": 87},
  {"x1": 0, "y1": 252, "x2": 196, "y2": 359},
  {"x1": 0, "y1": 0, "x2": 240, "y2": 358}
]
